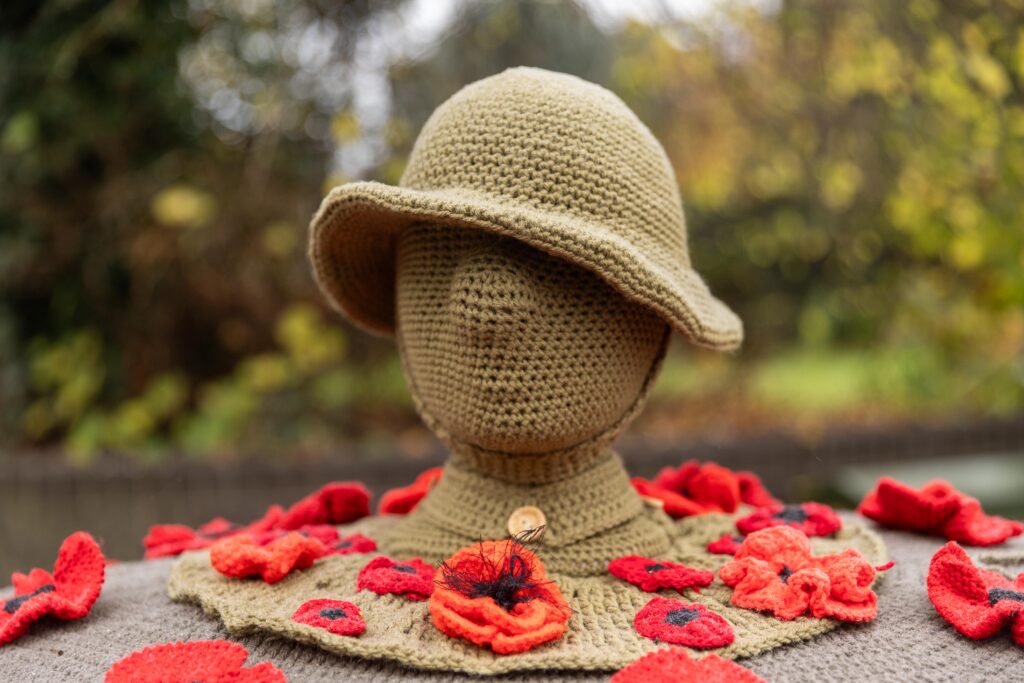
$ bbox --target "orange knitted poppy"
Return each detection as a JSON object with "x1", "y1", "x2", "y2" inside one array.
[
  {"x1": 718, "y1": 526, "x2": 888, "y2": 622},
  {"x1": 428, "y1": 540, "x2": 570, "y2": 654}
]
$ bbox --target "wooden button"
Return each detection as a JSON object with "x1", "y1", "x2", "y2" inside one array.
[
  {"x1": 507, "y1": 505, "x2": 547, "y2": 538},
  {"x1": 640, "y1": 495, "x2": 665, "y2": 510}
]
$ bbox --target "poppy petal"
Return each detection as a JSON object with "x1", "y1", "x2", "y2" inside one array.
[
  {"x1": 707, "y1": 533, "x2": 745, "y2": 555},
  {"x1": 608, "y1": 555, "x2": 714, "y2": 593},
  {"x1": 357, "y1": 556, "x2": 435, "y2": 600},
  {"x1": 736, "y1": 502, "x2": 842, "y2": 537},
  {"x1": 103, "y1": 640, "x2": 287, "y2": 682},
  {"x1": 927, "y1": 541, "x2": 1024, "y2": 643},
  {"x1": 858, "y1": 477, "x2": 1023, "y2": 546},
  {"x1": 612, "y1": 649, "x2": 766, "y2": 683},
  {"x1": 210, "y1": 532, "x2": 325, "y2": 583},
  {"x1": 429, "y1": 540, "x2": 570, "y2": 654},
  {"x1": 0, "y1": 531, "x2": 105, "y2": 646},
  {"x1": 292, "y1": 598, "x2": 366, "y2": 636},
  {"x1": 379, "y1": 467, "x2": 443, "y2": 515},
  {"x1": 720, "y1": 527, "x2": 881, "y2": 622},
  {"x1": 324, "y1": 533, "x2": 377, "y2": 556},
  {"x1": 633, "y1": 596, "x2": 734, "y2": 648}
]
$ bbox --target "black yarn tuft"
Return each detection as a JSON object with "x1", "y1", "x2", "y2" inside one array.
[{"x1": 436, "y1": 528, "x2": 566, "y2": 614}]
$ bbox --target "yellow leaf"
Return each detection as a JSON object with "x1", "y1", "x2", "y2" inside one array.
[
  {"x1": 151, "y1": 184, "x2": 216, "y2": 229},
  {"x1": 330, "y1": 112, "x2": 360, "y2": 143}
]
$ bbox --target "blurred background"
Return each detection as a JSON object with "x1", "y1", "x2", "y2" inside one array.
[{"x1": 2, "y1": 0, "x2": 1023, "y2": 573}]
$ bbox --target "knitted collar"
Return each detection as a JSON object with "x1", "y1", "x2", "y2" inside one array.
[{"x1": 382, "y1": 448, "x2": 675, "y2": 576}]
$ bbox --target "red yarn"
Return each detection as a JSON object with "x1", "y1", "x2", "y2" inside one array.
[
  {"x1": 143, "y1": 481, "x2": 371, "y2": 558},
  {"x1": 719, "y1": 526, "x2": 885, "y2": 622},
  {"x1": 246, "y1": 524, "x2": 339, "y2": 548},
  {"x1": 323, "y1": 532, "x2": 377, "y2": 556},
  {"x1": 736, "y1": 502, "x2": 842, "y2": 537},
  {"x1": 859, "y1": 477, "x2": 1023, "y2": 546},
  {"x1": 612, "y1": 649, "x2": 765, "y2": 683},
  {"x1": 707, "y1": 533, "x2": 746, "y2": 555},
  {"x1": 608, "y1": 555, "x2": 714, "y2": 593},
  {"x1": 0, "y1": 531, "x2": 105, "y2": 645},
  {"x1": 631, "y1": 478, "x2": 710, "y2": 518},
  {"x1": 357, "y1": 556, "x2": 435, "y2": 600},
  {"x1": 631, "y1": 460, "x2": 779, "y2": 519},
  {"x1": 633, "y1": 596, "x2": 734, "y2": 648},
  {"x1": 104, "y1": 640, "x2": 286, "y2": 682},
  {"x1": 277, "y1": 482, "x2": 371, "y2": 530},
  {"x1": 210, "y1": 532, "x2": 325, "y2": 583},
  {"x1": 927, "y1": 541, "x2": 1024, "y2": 645},
  {"x1": 292, "y1": 599, "x2": 366, "y2": 636},
  {"x1": 429, "y1": 540, "x2": 570, "y2": 654},
  {"x1": 379, "y1": 467, "x2": 443, "y2": 514}
]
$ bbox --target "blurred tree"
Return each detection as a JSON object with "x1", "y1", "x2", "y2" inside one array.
[
  {"x1": 1, "y1": 0, "x2": 1022, "y2": 461},
  {"x1": 611, "y1": 0, "x2": 1024, "y2": 415},
  {"x1": 0, "y1": 0, "x2": 402, "y2": 457}
]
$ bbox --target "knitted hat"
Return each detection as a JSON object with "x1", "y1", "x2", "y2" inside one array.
[{"x1": 309, "y1": 66, "x2": 742, "y2": 351}]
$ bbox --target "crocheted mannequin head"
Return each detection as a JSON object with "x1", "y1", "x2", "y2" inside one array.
[
  {"x1": 396, "y1": 222, "x2": 669, "y2": 456},
  {"x1": 169, "y1": 68, "x2": 889, "y2": 677}
]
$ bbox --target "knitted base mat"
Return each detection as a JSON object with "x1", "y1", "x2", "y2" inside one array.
[{"x1": 168, "y1": 513, "x2": 887, "y2": 676}]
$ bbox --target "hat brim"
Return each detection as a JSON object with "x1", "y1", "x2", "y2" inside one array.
[{"x1": 309, "y1": 182, "x2": 743, "y2": 351}]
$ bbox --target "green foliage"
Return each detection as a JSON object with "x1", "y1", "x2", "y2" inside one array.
[{"x1": 1, "y1": 0, "x2": 1022, "y2": 462}]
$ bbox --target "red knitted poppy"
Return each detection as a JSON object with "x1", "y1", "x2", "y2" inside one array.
[
  {"x1": 608, "y1": 555, "x2": 714, "y2": 593},
  {"x1": 357, "y1": 556, "x2": 435, "y2": 600},
  {"x1": 736, "y1": 502, "x2": 842, "y2": 537},
  {"x1": 737, "y1": 471, "x2": 781, "y2": 508},
  {"x1": 379, "y1": 467, "x2": 443, "y2": 514},
  {"x1": 277, "y1": 481, "x2": 371, "y2": 530},
  {"x1": 292, "y1": 598, "x2": 366, "y2": 636},
  {"x1": 719, "y1": 526, "x2": 885, "y2": 622},
  {"x1": 633, "y1": 597, "x2": 734, "y2": 648},
  {"x1": 143, "y1": 481, "x2": 370, "y2": 558},
  {"x1": 104, "y1": 640, "x2": 286, "y2": 682},
  {"x1": 927, "y1": 541, "x2": 1024, "y2": 645},
  {"x1": 631, "y1": 478, "x2": 710, "y2": 518},
  {"x1": 323, "y1": 532, "x2": 378, "y2": 556},
  {"x1": 612, "y1": 649, "x2": 765, "y2": 683},
  {"x1": 246, "y1": 524, "x2": 339, "y2": 548},
  {"x1": 707, "y1": 533, "x2": 746, "y2": 555},
  {"x1": 859, "y1": 477, "x2": 1023, "y2": 546},
  {"x1": 631, "y1": 460, "x2": 779, "y2": 519},
  {"x1": 0, "y1": 531, "x2": 105, "y2": 646},
  {"x1": 429, "y1": 540, "x2": 570, "y2": 654},
  {"x1": 210, "y1": 532, "x2": 325, "y2": 583}
]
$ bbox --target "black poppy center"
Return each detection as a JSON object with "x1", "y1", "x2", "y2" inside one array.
[
  {"x1": 646, "y1": 563, "x2": 671, "y2": 573},
  {"x1": 335, "y1": 540, "x2": 352, "y2": 549},
  {"x1": 778, "y1": 566, "x2": 794, "y2": 583},
  {"x1": 392, "y1": 564, "x2": 417, "y2": 574},
  {"x1": 732, "y1": 535, "x2": 745, "y2": 543},
  {"x1": 3, "y1": 584, "x2": 55, "y2": 614},
  {"x1": 664, "y1": 607, "x2": 700, "y2": 627},
  {"x1": 319, "y1": 607, "x2": 348, "y2": 620},
  {"x1": 441, "y1": 552, "x2": 543, "y2": 613},
  {"x1": 773, "y1": 505, "x2": 808, "y2": 523},
  {"x1": 988, "y1": 587, "x2": 1024, "y2": 606}
]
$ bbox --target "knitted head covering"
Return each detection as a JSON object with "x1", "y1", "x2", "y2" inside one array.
[
  {"x1": 169, "y1": 68, "x2": 887, "y2": 677},
  {"x1": 309, "y1": 66, "x2": 743, "y2": 351}
]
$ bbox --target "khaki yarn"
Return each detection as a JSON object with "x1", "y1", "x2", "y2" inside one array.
[
  {"x1": 308, "y1": 66, "x2": 742, "y2": 351},
  {"x1": 396, "y1": 223, "x2": 669, "y2": 458},
  {"x1": 168, "y1": 512, "x2": 888, "y2": 676},
  {"x1": 384, "y1": 452, "x2": 675, "y2": 577}
]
